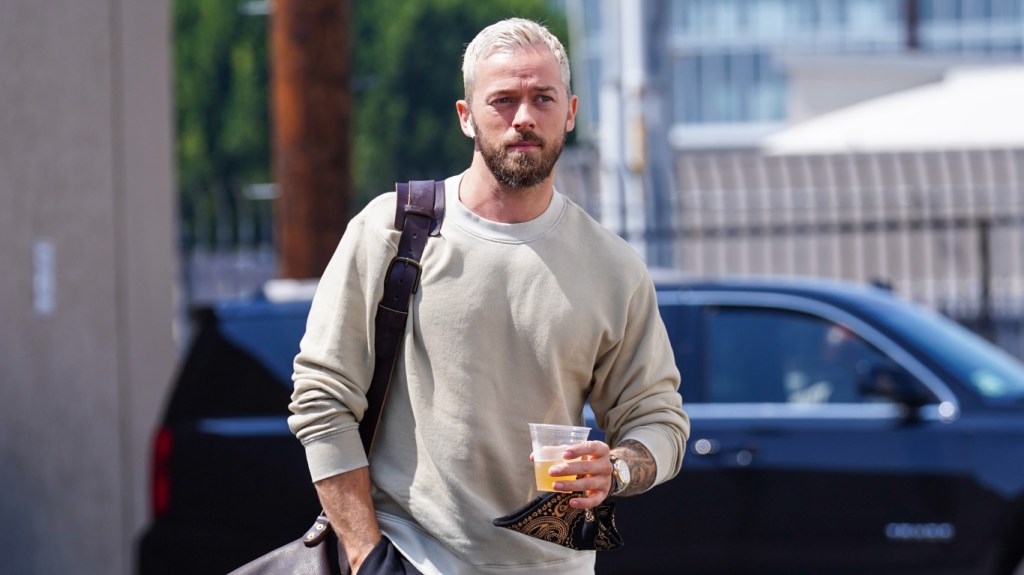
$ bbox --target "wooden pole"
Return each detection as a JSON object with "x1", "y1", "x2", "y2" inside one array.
[{"x1": 271, "y1": 0, "x2": 351, "y2": 279}]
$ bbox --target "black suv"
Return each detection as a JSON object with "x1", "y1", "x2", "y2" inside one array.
[{"x1": 138, "y1": 276, "x2": 1024, "y2": 575}]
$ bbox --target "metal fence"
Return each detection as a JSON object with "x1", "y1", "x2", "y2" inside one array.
[
  {"x1": 560, "y1": 146, "x2": 1024, "y2": 358},
  {"x1": 182, "y1": 147, "x2": 1024, "y2": 358},
  {"x1": 557, "y1": 146, "x2": 1024, "y2": 354},
  {"x1": 670, "y1": 149, "x2": 1024, "y2": 311}
]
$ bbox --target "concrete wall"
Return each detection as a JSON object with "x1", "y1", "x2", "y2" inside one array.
[{"x1": 0, "y1": 1, "x2": 175, "y2": 574}]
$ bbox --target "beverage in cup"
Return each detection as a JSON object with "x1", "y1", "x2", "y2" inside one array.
[{"x1": 528, "y1": 423, "x2": 591, "y2": 492}]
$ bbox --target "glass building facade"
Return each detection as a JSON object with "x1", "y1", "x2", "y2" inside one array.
[{"x1": 570, "y1": 0, "x2": 1024, "y2": 137}]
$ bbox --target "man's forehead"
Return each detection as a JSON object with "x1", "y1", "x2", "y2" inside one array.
[
  {"x1": 475, "y1": 47, "x2": 563, "y2": 84},
  {"x1": 479, "y1": 43, "x2": 552, "y2": 62}
]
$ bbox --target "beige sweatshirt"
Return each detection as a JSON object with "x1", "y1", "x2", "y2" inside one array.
[{"x1": 289, "y1": 173, "x2": 689, "y2": 574}]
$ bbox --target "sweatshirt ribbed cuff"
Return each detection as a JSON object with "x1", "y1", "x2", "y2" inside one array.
[{"x1": 302, "y1": 426, "x2": 369, "y2": 482}]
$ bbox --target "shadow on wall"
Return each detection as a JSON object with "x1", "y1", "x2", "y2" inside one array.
[{"x1": 0, "y1": 463, "x2": 57, "y2": 571}]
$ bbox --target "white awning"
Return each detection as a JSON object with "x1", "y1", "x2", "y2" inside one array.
[{"x1": 763, "y1": 66, "x2": 1024, "y2": 155}]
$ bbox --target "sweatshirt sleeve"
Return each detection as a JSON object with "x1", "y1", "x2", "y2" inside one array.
[
  {"x1": 287, "y1": 194, "x2": 397, "y2": 482},
  {"x1": 589, "y1": 272, "x2": 690, "y2": 489}
]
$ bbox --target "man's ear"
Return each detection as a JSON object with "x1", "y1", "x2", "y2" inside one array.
[
  {"x1": 456, "y1": 100, "x2": 475, "y2": 139},
  {"x1": 565, "y1": 94, "x2": 579, "y2": 133}
]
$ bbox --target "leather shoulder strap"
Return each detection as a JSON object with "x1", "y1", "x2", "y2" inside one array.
[{"x1": 360, "y1": 180, "x2": 445, "y2": 454}]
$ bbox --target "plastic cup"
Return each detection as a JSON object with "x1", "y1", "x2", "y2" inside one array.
[{"x1": 528, "y1": 423, "x2": 591, "y2": 492}]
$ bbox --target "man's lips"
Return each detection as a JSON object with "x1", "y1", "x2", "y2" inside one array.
[{"x1": 507, "y1": 141, "x2": 541, "y2": 151}]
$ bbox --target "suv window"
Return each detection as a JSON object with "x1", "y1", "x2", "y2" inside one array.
[
  {"x1": 870, "y1": 297, "x2": 1024, "y2": 401},
  {"x1": 704, "y1": 306, "x2": 896, "y2": 405}
]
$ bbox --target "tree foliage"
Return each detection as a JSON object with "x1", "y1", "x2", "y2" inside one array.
[
  {"x1": 351, "y1": 0, "x2": 567, "y2": 205},
  {"x1": 172, "y1": 0, "x2": 567, "y2": 248},
  {"x1": 174, "y1": 0, "x2": 271, "y2": 249}
]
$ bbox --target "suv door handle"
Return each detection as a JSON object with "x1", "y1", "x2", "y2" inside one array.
[{"x1": 691, "y1": 438, "x2": 758, "y2": 466}]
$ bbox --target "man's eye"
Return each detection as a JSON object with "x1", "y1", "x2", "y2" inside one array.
[
  {"x1": 494, "y1": 97, "x2": 513, "y2": 104},
  {"x1": 536, "y1": 95, "x2": 554, "y2": 103}
]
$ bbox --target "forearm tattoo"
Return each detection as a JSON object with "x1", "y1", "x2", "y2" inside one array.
[{"x1": 611, "y1": 439, "x2": 657, "y2": 496}]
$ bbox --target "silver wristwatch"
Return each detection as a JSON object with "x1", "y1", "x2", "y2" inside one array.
[{"x1": 609, "y1": 454, "x2": 631, "y2": 495}]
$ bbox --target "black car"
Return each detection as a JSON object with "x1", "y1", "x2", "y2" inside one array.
[{"x1": 138, "y1": 276, "x2": 1024, "y2": 575}]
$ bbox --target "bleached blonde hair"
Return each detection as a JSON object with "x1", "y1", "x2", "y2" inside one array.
[{"x1": 462, "y1": 18, "x2": 571, "y2": 102}]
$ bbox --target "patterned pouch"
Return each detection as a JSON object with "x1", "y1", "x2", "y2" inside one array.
[{"x1": 493, "y1": 491, "x2": 624, "y2": 551}]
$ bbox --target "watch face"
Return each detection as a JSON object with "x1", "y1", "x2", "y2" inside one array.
[{"x1": 616, "y1": 459, "x2": 631, "y2": 483}]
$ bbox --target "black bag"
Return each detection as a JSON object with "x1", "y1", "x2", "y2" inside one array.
[{"x1": 228, "y1": 181, "x2": 445, "y2": 575}]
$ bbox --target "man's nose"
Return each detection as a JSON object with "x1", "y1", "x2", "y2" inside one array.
[{"x1": 512, "y1": 103, "x2": 537, "y2": 131}]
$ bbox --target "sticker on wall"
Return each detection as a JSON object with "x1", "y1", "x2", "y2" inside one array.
[{"x1": 33, "y1": 238, "x2": 55, "y2": 316}]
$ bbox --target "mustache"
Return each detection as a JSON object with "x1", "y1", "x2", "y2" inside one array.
[{"x1": 504, "y1": 131, "x2": 543, "y2": 147}]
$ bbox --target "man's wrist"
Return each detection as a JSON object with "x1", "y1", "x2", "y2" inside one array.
[
  {"x1": 344, "y1": 534, "x2": 383, "y2": 572},
  {"x1": 609, "y1": 440, "x2": 656, "y2": 496}
]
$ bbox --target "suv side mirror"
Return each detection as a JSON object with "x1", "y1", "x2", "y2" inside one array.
[{"x1": 857, "y1": 363, "x2": 931, "y2": 409}]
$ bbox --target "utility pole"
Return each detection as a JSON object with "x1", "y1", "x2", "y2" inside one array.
[
  {"x1": 595, "y1": 0, "x2": 673, "y2": 266},
  {"x1": 620, "y1": 0, "x2": 649, "y2": 260},
  {"x1": 271, "y1": 0, "x2": 351, "y2": 279},
  {"x1": 905, "y1": 0, "x2": 920, "y2": 51}
]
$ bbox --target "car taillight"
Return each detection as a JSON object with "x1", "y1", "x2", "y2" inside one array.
[{"x1": 151, "y1": 427, "x2": 173, "y2": 518}]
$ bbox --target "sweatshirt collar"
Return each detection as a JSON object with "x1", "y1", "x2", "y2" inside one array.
[{"x1": 444, "y1": 172, "x2": 566, "y2": 244}]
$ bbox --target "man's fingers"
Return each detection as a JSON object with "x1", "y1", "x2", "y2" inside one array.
[
  {"x1": 547, "y1": 439, "x2": 614, "y2": 507},
  {"x1": 567, "y1": 491, "x2": 607, "y2": 509},
  {"x1": 550, "y1": 471, "x2": 609, "y2": 508},
  {"x1": 550, "y1": 457, "x2": 610, "y2": 477},
  {"x1": 554, "y1": 472, "x2": 606, "y2": 492},
  {"x1": 563, "y1": 439, "x2": 609, "y2": 459}
]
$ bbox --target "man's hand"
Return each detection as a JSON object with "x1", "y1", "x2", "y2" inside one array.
[
  {"x1": 549, "y1": 439, "x2": 657, "y2": 508},
  {"x1": 315, "y1": 467, "x2": 382, "y2": 573}
]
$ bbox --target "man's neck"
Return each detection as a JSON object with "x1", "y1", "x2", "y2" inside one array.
[{"x1": 458, "y1": 157, "x2": 555, "y2": 224}]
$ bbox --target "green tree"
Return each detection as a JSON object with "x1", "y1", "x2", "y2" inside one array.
[
  {"x1": 173, "y1": 0, "x2": 270, "y2": 250},
  {"x1": 172, "y1": 0, "x2": 567, "y2": 247},
  {"x1": 351, "y1": 0, "x2": 568, "y2": 206}
]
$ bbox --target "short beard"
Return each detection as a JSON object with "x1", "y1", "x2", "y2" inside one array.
[{"x1": 474, "y1": 120, "x2": 566, "y2": 189}]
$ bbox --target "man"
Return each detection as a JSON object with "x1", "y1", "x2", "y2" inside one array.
[{"x1": 289, "y1": 17, "x2": 689, "y2": 575}]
